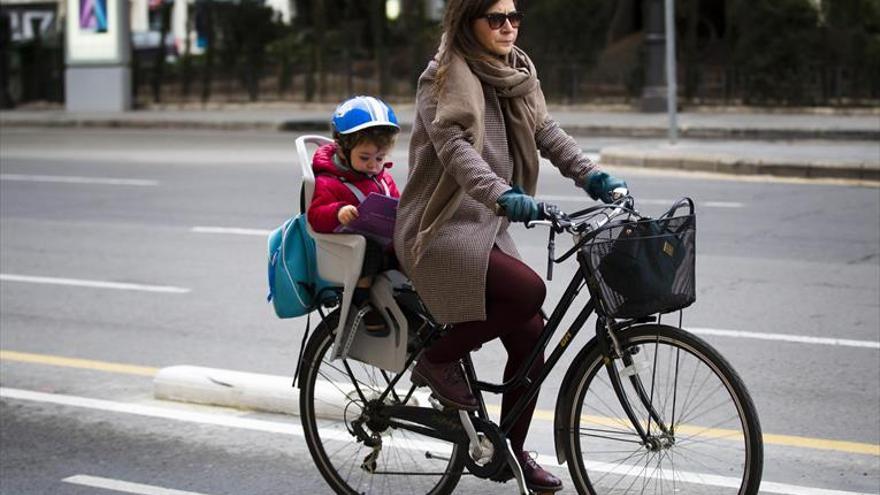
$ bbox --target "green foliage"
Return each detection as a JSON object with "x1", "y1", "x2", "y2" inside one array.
[
  {"x1": 132, "y1": 0, "x2": 878, "y2": 106},
  {"x1": 516, "y1": 0, "x2": 617, "y2": 100},
  {"x1": 518, "y1": 0, "x2": 617, "y2": 66},
  {"x1": 820, "y1": 0, "x2": 880, "y2": 98},
  {"x1": 727, "y1": 0, "x2": 880, "y2": 103},
  {"x1": 728, "y1": 0, "x2": 823, "y2": 103},
  {"x1": 214, "y1": 0, "x2": 285, "y2": 100}
]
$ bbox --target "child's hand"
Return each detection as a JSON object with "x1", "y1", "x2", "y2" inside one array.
[{"x1": 337, "y1": 205, "x2": 359, "y2": 225}]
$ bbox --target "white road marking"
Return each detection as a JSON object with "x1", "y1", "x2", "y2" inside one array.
[
  {"x1": 538, "y1": 452, "x2": 872, "y2": 495},
  {"x1": 63, "y1": 475, "x2": 211, "y2": 495},
  {"x1": 190, "y1": 226, "x2": 272, "y2": 236},
  {"x1": 537, "y1": 194, "x2": 744, "y2": 208},
  {"x1": 703, "y1": 201, "x2": 745, "y2": 208},
  {"x1": 0, "y1": 173, "x2": 159, "y2": 186},
  {"x1": 689, "y1": 327, "x2": 880, "y2": 350},
  {"x1": 2, "y1": 387, "x2": 874, "y2": 495},
  {"x1": 0, "y1": 274, "x2": 190, "y2": 294}
]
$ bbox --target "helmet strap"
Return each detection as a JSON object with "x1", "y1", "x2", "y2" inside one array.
[{"x1": 334, "y1": 146, "x2": 353, "y2": 171}]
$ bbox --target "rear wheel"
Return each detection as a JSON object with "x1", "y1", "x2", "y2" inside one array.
[
  {"x1": 298, "y1": 310, "x2": 466, "y2": 494},
  {"x1": 562, "y1": 324, "x2": 763, "y2": 494}
]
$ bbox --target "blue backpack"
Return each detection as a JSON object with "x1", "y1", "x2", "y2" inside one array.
[{"x1": 267, "y1": 193, "x2": 334, "y2": 318}]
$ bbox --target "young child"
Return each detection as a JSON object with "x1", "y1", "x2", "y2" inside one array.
[{"x1": 307, "y1": 96, "x2": 401, "y2": 336}]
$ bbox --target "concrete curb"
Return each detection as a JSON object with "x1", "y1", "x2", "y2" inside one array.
[
  {"x1": 565, "y1": 125, "x2": 880, "y2": 141},
  {"x1": 154, "y1": 365, "x2": 300, "y2": 416},
  {"x1": 601, "y1": 148, "x2": 880, "y2": 182},
  {"x1": 2, "y1": 115, "x2": 877, "y2": 141},
  {"x1": 153, "y1": 365, "x2": 429, "y2": 418}
]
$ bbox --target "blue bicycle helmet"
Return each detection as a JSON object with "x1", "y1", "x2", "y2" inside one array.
[{"x1": 331, "y1": 96, "x2": 400, "y2": 135}]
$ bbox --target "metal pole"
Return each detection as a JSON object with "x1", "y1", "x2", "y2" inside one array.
[
  {"x1": 664, "y1": 0, "x2": 678, "y2": 143},
  {"x1": 640, "y1": 0, "x2": 666, "y2": 112}
]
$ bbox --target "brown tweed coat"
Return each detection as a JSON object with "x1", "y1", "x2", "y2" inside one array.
[{"x1": 393, "y1": 61, "x2": 598, "y2": 324}]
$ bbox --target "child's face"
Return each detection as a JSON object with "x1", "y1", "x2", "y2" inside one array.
[{"x1": 348, "y1": 141, "x2": 391, "y2": 175}]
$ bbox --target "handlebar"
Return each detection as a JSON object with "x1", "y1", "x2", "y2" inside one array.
[
  {"x1": 526, "y1": 194, "x2": 695, "y2": 281},
  {"x1": 526, "y1": 194, "x2": 638, "y2": 281},
  {"x1": 528, "y1": 193, "x2": 637, "y2": 234}
]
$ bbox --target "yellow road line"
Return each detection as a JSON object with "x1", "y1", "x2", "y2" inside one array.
[
  {"x1": 485, "y1": 402, "x2": 880, "y2": 457},
  {"x1": 0, "y1": 350, "x2": 158, "y2": 377},
  {"x1": 762, "y1": 433, "x2": 880, "y2": 456},
  {"x1": 4, "y1": 349, "x2": 878, "y2": 456}
]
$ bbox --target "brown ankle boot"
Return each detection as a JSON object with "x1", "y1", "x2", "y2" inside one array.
[
  {"x1": 516, "y1": 451, "x2": 562, "y2": 493},
  {"x1": 411, "y1": 355, "x2": 478, "y2": 410}
]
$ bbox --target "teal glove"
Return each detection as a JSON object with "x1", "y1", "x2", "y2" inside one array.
[
  {"x1": 585, "y1": 171, "x2": 628, "y2": 203},
  {"x1": 496, "y1": 186, "x2": 540, "y2": 222}
]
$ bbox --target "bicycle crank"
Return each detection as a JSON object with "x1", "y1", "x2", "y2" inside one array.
[{"x1": 458, "y1": 415, "x2": 509, "y2": 480}]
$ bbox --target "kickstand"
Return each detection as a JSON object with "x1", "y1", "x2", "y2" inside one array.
[{"x1": 502, "y1": 438, "x2": 531, "y2": 495}]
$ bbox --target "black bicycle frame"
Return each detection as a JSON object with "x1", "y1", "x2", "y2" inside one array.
[
  {"x1": 467, "y1": 250, "x2": 672, "y2": 443},
  {"x1": 338, "y1": 249, "x2": 670, "y2": 446}
]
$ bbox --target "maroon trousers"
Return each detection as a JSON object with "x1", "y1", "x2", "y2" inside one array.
[{"x1": 425, "y1": 246, "x2": 546, "y2": 452}]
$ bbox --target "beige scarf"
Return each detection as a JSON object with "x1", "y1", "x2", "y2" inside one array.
[{"x1": 412, "y1": 45, "x2": 548, "y2": 262}]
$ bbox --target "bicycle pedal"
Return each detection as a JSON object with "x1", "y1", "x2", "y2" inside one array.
[{"x1": 427, "y1": 394, "x2": 446, "y2": 411}]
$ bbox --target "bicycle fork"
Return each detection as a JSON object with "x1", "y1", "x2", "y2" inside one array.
[{"x1": 598, "y1": 319, "x2": 673, "y2": 447}]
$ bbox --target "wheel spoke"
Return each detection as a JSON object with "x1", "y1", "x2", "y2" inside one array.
[
  {"x1": 298, "y1": 317, "x2": 464, "y2": 494},
  {"x1": 568, "y1": 327, "x2": 761, "y2": 494}
]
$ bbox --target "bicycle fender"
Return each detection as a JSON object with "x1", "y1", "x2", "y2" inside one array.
[{"x1": 553, "y1": 338, "x2": 600, "y2": 465}]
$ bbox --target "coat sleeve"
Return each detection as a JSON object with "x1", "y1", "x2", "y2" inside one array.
[
  {"x1": 308, "y1": 176, "x2": 350, "y2": 233},
  {"x1": 416, "y1": 82, "x2": 511, "y2": 210},
  {"x1": 535, "y1": 118, "x2": 597, "y2": 189}
]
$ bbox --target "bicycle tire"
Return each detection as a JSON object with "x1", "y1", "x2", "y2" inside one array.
[
  {"x1": 561, "y1": 324, "x2": 763, "y2": 494},
  {"x1": 298, "y1": 310, "x2": 467, "y2": 495}
]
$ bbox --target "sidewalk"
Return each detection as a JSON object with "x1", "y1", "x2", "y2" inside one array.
[{"x1": 2, "y1": 104, "x2": 878, "y2": 182}]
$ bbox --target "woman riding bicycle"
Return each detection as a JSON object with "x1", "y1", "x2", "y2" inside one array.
[{"x1": 393, "y1": 0, "x2": 626, "y2": 491}]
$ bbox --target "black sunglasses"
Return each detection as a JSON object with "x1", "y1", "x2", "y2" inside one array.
[{"x1": 479, "y1": 11, "x2": 524, "y2": 30}]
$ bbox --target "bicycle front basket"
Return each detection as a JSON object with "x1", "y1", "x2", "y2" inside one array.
[{"x1": 583, "y1": 211, "x2": 696, "y2": 319}]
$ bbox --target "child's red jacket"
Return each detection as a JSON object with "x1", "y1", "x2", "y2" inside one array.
[{"x1": 307, "y1": 142, "x2": 401, "y2": 233}]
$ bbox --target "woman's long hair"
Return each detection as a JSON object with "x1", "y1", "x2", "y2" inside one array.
[{"x1": 434, "y1": 0, "x2": 517, "y2": 95}]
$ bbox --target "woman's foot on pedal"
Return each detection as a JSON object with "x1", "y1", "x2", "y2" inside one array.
[{"x1": 411, "y1": 355, "x2": 478, "y2": 410}]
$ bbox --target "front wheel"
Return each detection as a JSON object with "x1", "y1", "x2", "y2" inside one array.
[
  {"x1": 562, "y1": 324, "x2": 763, "y2": 494},
  {"x1": 298, "y1": 310, "x2": 466, "y2": 494}
]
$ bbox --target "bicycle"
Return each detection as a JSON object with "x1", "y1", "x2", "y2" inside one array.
[{"x1": 296, "y1": 194, "x2": 763, "y2": 494}]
